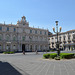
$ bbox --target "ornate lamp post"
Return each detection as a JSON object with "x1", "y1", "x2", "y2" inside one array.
[{"x1": 53, "y1": 21, "x2": 62, "y2": 56}]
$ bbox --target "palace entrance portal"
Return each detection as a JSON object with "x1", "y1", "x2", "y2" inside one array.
[{"x1": 22, "y1": 44, "x2": 25, "y2": 51}]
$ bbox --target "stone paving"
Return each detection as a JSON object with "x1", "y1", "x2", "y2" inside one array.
[{"x1": 0, "y1": 52, "x2": 75, "y2": 75}]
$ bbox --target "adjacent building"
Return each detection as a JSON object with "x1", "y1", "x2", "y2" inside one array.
[
  {"x1": 49, "y1": 30, "x2": 75, "y2": 51},
  {"x1": 0, "y1": 16, "x2": 49, "y2": 52}
]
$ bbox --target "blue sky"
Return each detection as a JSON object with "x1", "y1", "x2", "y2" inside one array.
[{"x1": 0, "y1": 0, "x2": 75, "y2": 33}]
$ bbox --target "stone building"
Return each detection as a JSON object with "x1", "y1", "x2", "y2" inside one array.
[
  {"x1": 49, "y1": 29, "x2": 75, "y2": 51},
  {"x1": 0, "y1": 16, "x2": 49, "y2": 52}
]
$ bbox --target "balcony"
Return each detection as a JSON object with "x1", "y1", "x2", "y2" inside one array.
[
  {"x1": 0, "y1": 40, "x2": 48, "y2": 44},
  {"x1": 20, "y1": 40, "x2": 48, "y2": 44}
]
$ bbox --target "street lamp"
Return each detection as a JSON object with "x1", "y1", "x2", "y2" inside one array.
[{"x1": 53, "y1": 21, "x2": 62, "y2": 56}]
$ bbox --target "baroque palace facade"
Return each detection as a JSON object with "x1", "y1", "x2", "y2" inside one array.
[
  {"x1": 0, "y1": 16, "x2": 49, "y2": 52},
  {"x1": 49, "y1": 30, "x2": 75, "y2": 51}
]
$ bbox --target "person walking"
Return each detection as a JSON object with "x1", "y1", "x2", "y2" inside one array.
[{"x1": 23, "y1": 50, "x2": 25, "y2": 55}]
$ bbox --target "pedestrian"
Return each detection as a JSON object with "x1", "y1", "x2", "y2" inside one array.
[{"x1": 22, "y1": 49, "x2": 25, "y2": 55}]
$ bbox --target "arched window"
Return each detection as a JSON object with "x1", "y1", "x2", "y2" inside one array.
[
  {"x1": 13, "y1": 35, "x2": 16, "y2": 41},
  {"x1": 22, "y1": 36, "x2": 25, "y2": 41},
  {"x1": 6, "y1": 35, "x2": 10, "y2": 41},
  {"x1": 7, "y1": 27, "x2": 9, "y2": 31},
  {"x1": 29, "y1": 36, "x2": 32, "y2": 41},
  {"x1": 35, "y1": 30, "x2": 37, "y2": 34},
  {"x1": 6, "y1": 45, "x2": 9, "y2": 50},
  {"x1": 13, "y1": 45, "x2": 16, "y2": 49},
  {"x1": 30, "y1": 30, "x2": 32, "y2": 33}
]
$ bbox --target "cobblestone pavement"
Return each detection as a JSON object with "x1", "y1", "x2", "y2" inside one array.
[{"x1": 0, "y1": 52, "x2": 75, "y2": 75}]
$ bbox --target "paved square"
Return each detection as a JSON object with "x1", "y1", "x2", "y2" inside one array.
[{"x1": 0, "y1": 52, "x2": 75, "y2": 75}]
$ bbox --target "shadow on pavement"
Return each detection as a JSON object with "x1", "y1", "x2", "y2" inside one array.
[{"x1": 0, "y1": 61, "x2": 22, "y2": 75}]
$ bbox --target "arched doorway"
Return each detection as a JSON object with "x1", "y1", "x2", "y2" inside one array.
[{"x1": 22, "y1": 44, "x2": 25, "y2": 52}]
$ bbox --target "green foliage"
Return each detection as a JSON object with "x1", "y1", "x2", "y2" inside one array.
[
  {"x1": 43, "y1": 53, "x2": 50, "y2": 59},
  {"x1": 43, "y1": 53, "x2": 57, "y2": 59},
  {"x1": 9, "y1": 51, "x2": 14, "y2": 54},
  {"x1": 43, "y1": 53, "x2": 75, "y2": 60},
  {"x1": 49, "y1": 53, "x2": 57, "y2": 59},
  {"x1": 60, "y1": 53, "x2": 74, "y2": 59},
  {"x1": 73, "y1": 53, "x2": 75, "y2": 58},
  {"x1": 50, "y1": 50, "x2": 55, "y2": 52},
  {"x1": 55, "y1": 56, "x2": 60, "y2": 60},
  {"x1": 3, "y1": 51, "x2": 14, "y2": 54}
]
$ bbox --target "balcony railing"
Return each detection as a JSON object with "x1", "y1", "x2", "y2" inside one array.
[{"x1": 0, "y1": 40, "x2": 48, "y2": 44}]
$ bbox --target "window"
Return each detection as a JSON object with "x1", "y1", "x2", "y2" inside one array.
[
  {"x1": 13, "y1": 45, "x2": 16, "y2": 49},
  {"x1": 6, "y1": 35, "x2": 10, "y2": 41},
  {"x1": 30, "y1": 45, "x2": 32, "y2": 51},
  {"x1": 73, "y1": 34, "x2": 75, "y2": 39},
  {"x1": 6, "y1": 45, "x2": 9, "y2": 50},
  {"x1": 14, "y1": 28, "x2": 16, "y2": 32},
  {"x1": 40, "y1": 31, "x2": 42, "y2": 34},
  {"x1": 13, "y1": 35, "x2": 16, "y2": 41},
  {"x1": 63, "y1": 36, "x2": 66, "y2": 40},
  {"x1": 40, "y1": 36, "x2": 43, "y2": 41},
  {"x1": 0, "y1": 26, "x2": 2, "y2": 31},
  {"x1": 29, "y1": 36, "x2": 32, "y2": 41},
  {"x1": 68, "y1": 35, "x2": 71, "y2": 40},
  {"x1": 7, "y1": 27, "x2": 9, "y2": 31},
  {"x1": 30, "y1": 30, "x2": 32, "y2": 33},
  {"x1": 35, "y1": 30, "x2": 37, "y2": 34},
  {"x1": 45, "y1": 32, "x2": 46, "y2": 35},
  {"x1": 22, "y1": 37, "x2": 25, "y2": 41}
]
